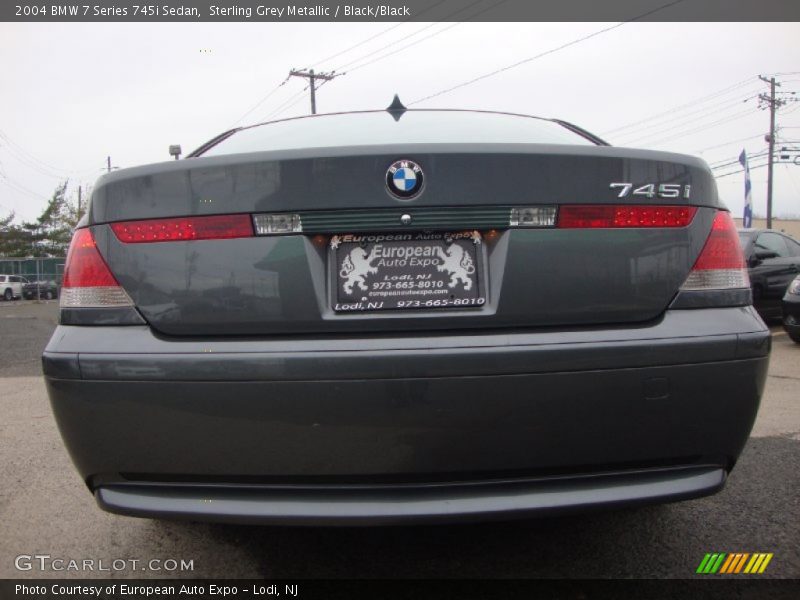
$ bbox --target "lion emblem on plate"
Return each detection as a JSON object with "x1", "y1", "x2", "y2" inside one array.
[
  {"x1": 436, "y1": 244, "x2": 476, "y2": 291},
  {"x1": 340, "y1": 247, "x2": 377, "y2": 294}
]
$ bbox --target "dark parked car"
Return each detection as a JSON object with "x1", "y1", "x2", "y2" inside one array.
[
  {"x1": 738, "y1": 229, "x2": 800, "y2": 320},
  {"x1": 44, "y1": 106, "x2": 769, "y2": 525},
  {"x1": 783, "y1": 275, "x2": 800, "y2": 343},
  {"x1": 23, "y1": 279, "x2": 59, "y2": 300}
]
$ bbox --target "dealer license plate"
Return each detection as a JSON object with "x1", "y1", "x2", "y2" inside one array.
[{"x1": 332, "y1": 231, "x2": 486, "y2": 312}]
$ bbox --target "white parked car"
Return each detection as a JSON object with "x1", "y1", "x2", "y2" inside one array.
[{"x1": 0, "y1": 274, "x2": 28, "y2": 301}]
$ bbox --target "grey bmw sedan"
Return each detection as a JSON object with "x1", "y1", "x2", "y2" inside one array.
[{"x1": 44, "y1": 105, "x2": 769, "y2": 524}]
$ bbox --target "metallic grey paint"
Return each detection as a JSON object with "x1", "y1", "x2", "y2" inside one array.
[
  {"x1": 44, "y1": 110, "x2": 767, "y2": 523},
  {"x1": 45, "y1": 307, "x2": 768, "y2": 523}
]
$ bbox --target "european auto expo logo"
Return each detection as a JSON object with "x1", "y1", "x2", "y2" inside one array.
[{"x1": 696, "y1": 552, "x2": 773, "y2": 574}]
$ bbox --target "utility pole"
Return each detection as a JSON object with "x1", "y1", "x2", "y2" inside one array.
[
  {"x1": 107, "y1": 156, "x2": 112, "y2": 173},
  {"x1": 758, "y1": 75, "x2": 787, "y2": 229},
  {"x1": 288, "y1": 68, "x2": 340, "y2": 114},
  {"x1": 77, "y1": 185, "x2": 82, "y2": 218}
]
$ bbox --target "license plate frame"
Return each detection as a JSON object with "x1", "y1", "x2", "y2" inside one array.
[{"x1": 330, "y1": 231, "x2": 487, "y2": 312}]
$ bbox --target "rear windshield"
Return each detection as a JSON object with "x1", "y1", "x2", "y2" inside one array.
[{"x1": 200, "y1": 110, "x2": 595, "y2": 156}]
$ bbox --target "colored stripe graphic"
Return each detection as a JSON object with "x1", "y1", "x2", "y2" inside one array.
[
  {"x1": 759, "y1": 554, "x2": 774, "y2": 573},
  {"x1": 719, "y1": 554, "x2": 737, "y2": 573},
  {"x1": 700, "y1": 553, "x2": 773, "y2": 574},
  {"x1": 744, "y1": 553, "x2": 774, "y2": 574},
  {"x1": 696, "y1": 554, "x2": 713, "y2": 574},
  {"x1": 697, "y1": 553, "x2": 727, "y2": 574},
  {"x1": 721, "y1": 553, "x2": 749, "y2": 574},
  {"x1": 734, "y1": 553, "x2": 750, "y2": 573},
  {"x1": 744, "y1": 554, "x2": 760, "y2": 573},
  {"x1": 719, "y1": 554, "x2": 735, "y2": 574},
  {"x1": 710, "y1": 554, "x2": 726, "y2": 573}
]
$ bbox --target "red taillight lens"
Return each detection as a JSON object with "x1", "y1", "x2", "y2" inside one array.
[
  {"x1": 558, "y1": 205, "x2": 697, "y2": 228},
  {"x1": 689, "y1": 211, "x2": 746, "y2": 271},
  {"x1": 111, "y1": 214, "x2": 254, "y2": 243},
  {"x1": 680, "y1": 210, "x2": 749, "y2": 290},
  {"x1": 63, "y1": 228, "x2": 119, "y2": 288},
  {"x1": 61, "y1": 228, "x2": 133, "y2": 308}
]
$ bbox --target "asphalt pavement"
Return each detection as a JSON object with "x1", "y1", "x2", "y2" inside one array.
[{"x1": 0, "y1": 300, "x2": 797, "y2": 580}]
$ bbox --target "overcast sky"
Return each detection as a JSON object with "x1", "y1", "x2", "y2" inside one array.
[{"x1": 1, "y1": 21, "x2": 799, "y2": 223}]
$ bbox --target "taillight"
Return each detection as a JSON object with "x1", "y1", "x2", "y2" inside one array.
[
  {"x1": 111, "y1": 214, "x2": 254, "y2": 243},
  {"x1": 558, "y1": 205, "x2": 697, "y2": 228},
  {"x1": 680, "y1": 210, "x2": 749, "y2": 290},
  {"x1": 60, "y1": 228, "x2": 134, "y2": 308}
]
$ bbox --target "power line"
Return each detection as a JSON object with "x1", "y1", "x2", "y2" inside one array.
[
  {"x1": 709, "y1": 150, "x2": 769, "y2": 170},
  {"x1": 230, "y1": 74, "x2": 291, "y2": 127},
  {"x1": 0, "y1": 176, "x2": 49, "y2": 202},
  {"x1": 636, "y1": 108, "x2": 755, "y2": 147},
  {"x1": 268, "y1": 78, "x2": 339, "y2": 120},
  {"x1": 0, "y1": 147, "x2": 65, "y2": 180},
  {"x1": 782, "y1": 162, "x2": 800, "y2": 198},
  {"x1": 335, "y1": 0, "x2": 508, "y2": 75},
  {"x1": 307, "y1": 0, "x2": 450, "y2": 69},
  {"x1": 780, "y1": 102, "x2": 800, "y2": 116},
  {"x1": 0, "y1": 138, "x2": 74, "y2": 180},
  {"x1": 715, "y1": 162, "x2": 769, "y2": 179},
  {"x1": 601, "y1": 77, "x2": 759, "y2": 136},
  {"x1": 266, "y1": 90, "x2": 310, "y2": 120},
  {"x1": 343, "y1": 22, "x2": 463, "y2": 75},
  {"x1": 247, "y1": 0, "x2": 510, "y2": 122},
  {"x1": 287, "y1": 69, "x2": 343, "y2": 114},
  {"x1": 229, "y1": 4, "x2": 453, "y2": 128},
  {"x1": 613, "y1": 93, "x2": 759, "y2": 144},
  {"x1": 0, "y1": 130, "x2": 72, "y2": 176},
  {"x1": 692, "y1": 133, "x2": 765, "y2": 154},
  {"x1": 231, "y1": 3, "x2": 457, "y2": 128},
  {"x1": 259, "y1": 85, "x2": 310, "y2": 122},
  {"x1": 254, "y1": 0, "x2": 511, "y2": 122},
  {"x1": 409, "y1": 0, "x2": 689, "y2": 106},
  {"x1": 0, "y1": 130, "x2": 100, "y2": 183},
  {"x1": 231, "y1": 16, "x2": 414, "y2": 127},
  {"x1": 334, "y1": 21, "x2": 459, "y2": 72},
  {"x1": 310, "y1": 23, "x2": 408, "y2": 68}
]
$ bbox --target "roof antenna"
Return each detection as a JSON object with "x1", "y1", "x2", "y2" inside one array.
[{"x1": 386, "y1": 94, "x2": 407, "y2": 121}]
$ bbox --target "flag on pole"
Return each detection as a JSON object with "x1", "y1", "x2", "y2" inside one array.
[{"x1": 739, "y1": 149, "x2": 753, "y2": 228}]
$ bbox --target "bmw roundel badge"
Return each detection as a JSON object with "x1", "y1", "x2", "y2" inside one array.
[{"x1": 386, "y1": 159, "x2": 424, "y2": 199}]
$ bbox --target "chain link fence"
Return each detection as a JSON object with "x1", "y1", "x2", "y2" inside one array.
[{"x1": 0, "y1": 257, "x2": 65, "y2": 300}]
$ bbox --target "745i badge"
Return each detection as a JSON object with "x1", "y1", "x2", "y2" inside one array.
[{"x1": 331, "y1": 231, "x2": 485, "y2": 312}]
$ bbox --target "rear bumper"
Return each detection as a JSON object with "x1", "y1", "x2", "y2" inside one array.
[
  {"x1": 43, "y1": 307, "x2": 769, "y2": 523},
  {"x1": 96, "y1": 466, "x2": 725, "y2": 526}
]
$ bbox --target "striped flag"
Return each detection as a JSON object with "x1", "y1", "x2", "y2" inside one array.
[{"x1": 739, "y1": 149, "x2": 753, "y2": 228}]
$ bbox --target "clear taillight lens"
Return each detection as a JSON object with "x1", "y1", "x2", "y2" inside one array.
[
  {"x1": 510, "y1": 207, "x2": 557, "y2": 227},
  {"x1": 253, "y1": 213, "x2": 302, "y2": 235}
]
